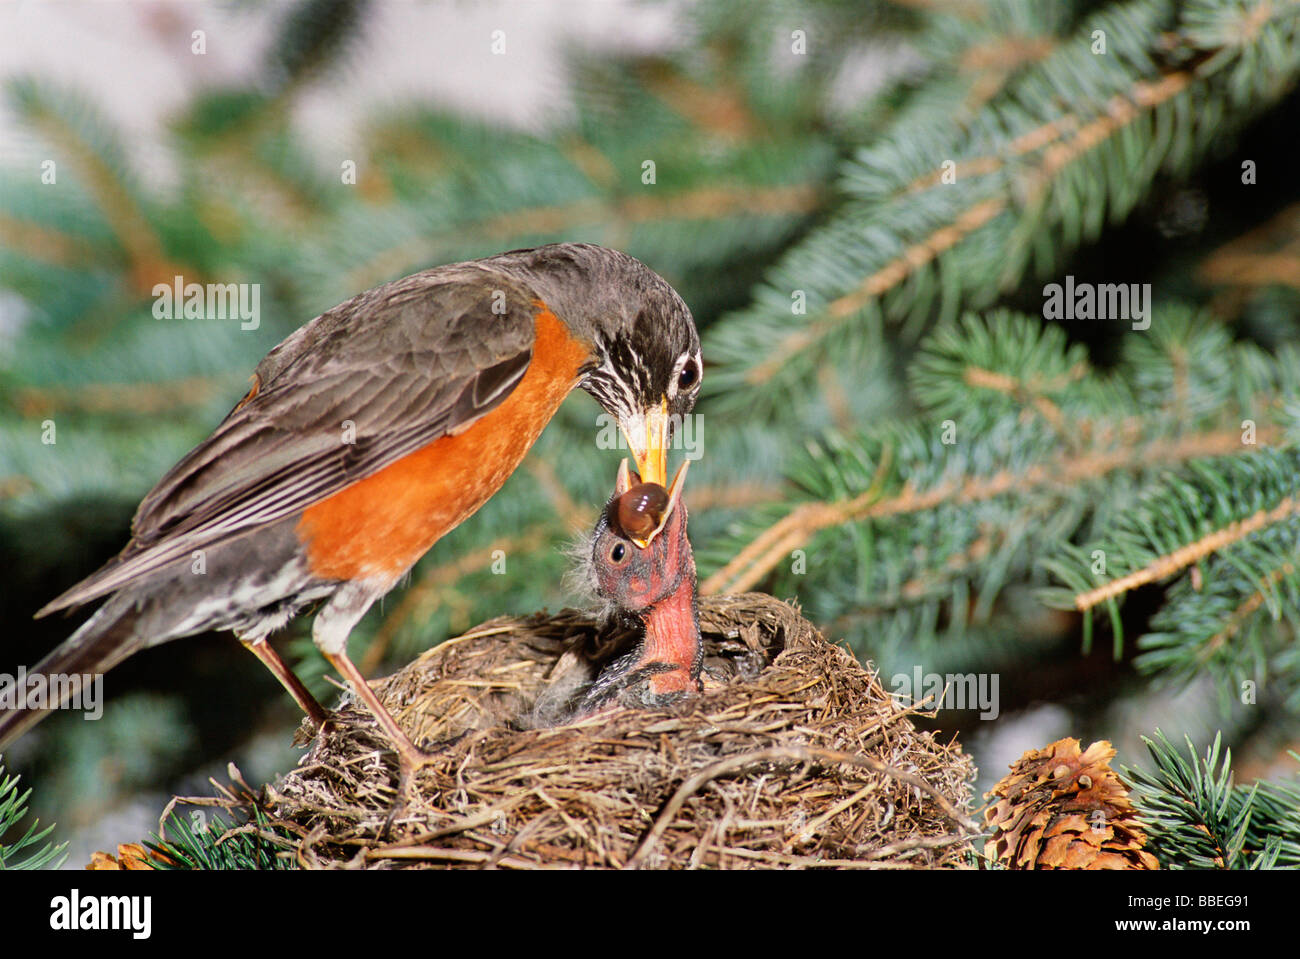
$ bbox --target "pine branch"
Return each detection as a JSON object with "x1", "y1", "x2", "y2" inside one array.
[
  {"x1": 0, "y1": 211, "x2": 99, "y2": 269},
  {"x1": 706, "y1": 423, "x2": 1262, "y2": 594},
  {"x1": 1124, "y1": 730, "x2": 1300, "y2": 869},
  {"x1": 1200, "y1": 201, "x2": 1300, "y2": 316},
  {"x1": 146, "y1": 807, "x2": 299, "y2": 870},
  {"x1": 700, "y1": 304, "x2": 1299, "y2": 699},
  {"x1": 1070, "y1": 489, "x2": 1299, "y2": 613},
  {"x1": 0, "y1": 759, "x2": 67, "y2": 870},
  {"x1": 10, "y1": 375, "x2": 235, "y2": 417},
  {"x1": 343, "y1": 181, "x2": 824, "y2": 293},
  {"x1": 1044, "y1": 448, "x2": 1300, "y2": 659},
  {"x1": 740, "y1": 197, "x2": 1006, "y2": 390},
  {"x1": 706, "y1": 0, "x2": 1300, "y2": 417},
  {"x1": 708, "y1": 295, "x2": 1285, "y2": 586},
  {"x1": 6, "y1": 77, "x2": 179, "y2": 292},
  {"x1": 1136, "y1": 524, "x2": 1300, "y2": 710}
]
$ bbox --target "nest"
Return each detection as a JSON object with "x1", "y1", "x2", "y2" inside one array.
[{"x1": 261, "y1": 593, "x2": 977, "y2": 868}]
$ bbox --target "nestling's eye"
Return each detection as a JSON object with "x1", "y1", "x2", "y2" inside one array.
[{"x1": 609, "y1": 542, "x2": 627, "y2": 564}]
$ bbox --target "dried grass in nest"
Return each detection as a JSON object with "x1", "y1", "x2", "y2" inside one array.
[{"x1": 264, "y1": 592, "x2": 978, "y2": 869}]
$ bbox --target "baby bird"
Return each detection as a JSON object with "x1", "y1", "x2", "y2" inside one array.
[{"x1": 578, "y1": 459, "x2": 700, "y2": 713}]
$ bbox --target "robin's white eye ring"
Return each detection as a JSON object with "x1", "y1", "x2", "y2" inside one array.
[
  {"x1": 610, "y1": 542, "x2": 627, "y2": 563},
  {"x1": 678, "y1": 360, "x2": 698, "y2": 390},
  {"x1": 669, "y1": 351, "x2": 702, "y2": 399}
]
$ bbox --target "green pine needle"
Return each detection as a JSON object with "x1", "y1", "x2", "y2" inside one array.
[
  {"x1": 0, "y1": 759, "x2": 67, "y2": 870},
  {"x1": 1124, "y1": 730, "x2": 1300, "y2": 869},
  {"x1": 145, "y1": 807, "x2": 299, "y2": 871}
]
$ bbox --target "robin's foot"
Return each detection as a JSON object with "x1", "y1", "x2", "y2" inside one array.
[
  {"x1": 321, "y1": 650, "x2": 440, "y2": 833},
  {"x1": 382, "y1": 740, "x2": 441, "y2": 837},
  {"x1": 292, "y1": 710, "x2": 339, "y2": 747}
]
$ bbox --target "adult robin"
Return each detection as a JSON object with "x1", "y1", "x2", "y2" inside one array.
[
  {"x1": 577, "y1": 458, "x2": 700, "y2": 713},
  {"x1": 0, "y1": 243, "x2": 702, "y2": 787}
]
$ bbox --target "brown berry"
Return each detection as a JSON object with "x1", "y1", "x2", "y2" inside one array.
[{"x1": 617, "y1": 482, "x2": 669, "y2": 539}]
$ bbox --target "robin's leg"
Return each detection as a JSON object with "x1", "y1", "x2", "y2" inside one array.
[
  {"x1": 312, "y1": 584, "x2": 435, "y2": 795},
  {"x1": 320, "y1": 649, "x2": 432, "y2": 770},
  {"x1": 242, "y1": 638, "x2": 332, "y2": 731}
]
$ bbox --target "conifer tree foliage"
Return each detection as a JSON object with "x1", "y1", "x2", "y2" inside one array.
[
  {"x1": 1126, "y1": 731, "x2": 1300, "y2": 869},
  {"x1": 2, "y1": 0, "x2": 1300, "y2": 866},
  {"x1": 0, "y1": 761, "x2": 66, "y2": 869}
]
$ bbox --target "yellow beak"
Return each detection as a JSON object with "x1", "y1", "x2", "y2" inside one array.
[{"x1": 621, "y1": 398, "x2": 670, "y2": 488}]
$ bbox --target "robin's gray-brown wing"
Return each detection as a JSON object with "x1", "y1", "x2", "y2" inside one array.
[{"x1": 38, "y1": 264, "x2": 543, "y2": 616}]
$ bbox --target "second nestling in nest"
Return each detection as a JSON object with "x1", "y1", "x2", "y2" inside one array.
[{"x1": 261, "y1": 464, "x2": 978, "y2": 868}]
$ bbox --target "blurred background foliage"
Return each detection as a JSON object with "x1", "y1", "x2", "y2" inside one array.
[{"x1": 3, "y1": 0, "x2": 1300, "y2": 867}]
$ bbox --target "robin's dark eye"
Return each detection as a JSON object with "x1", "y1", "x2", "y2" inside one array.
[
  {"x1": 678, "y1": 360, "x2": 698, "y2": 390},
  {"x1": 610, "y1": 542, "x2": 627, "y2": 564}
]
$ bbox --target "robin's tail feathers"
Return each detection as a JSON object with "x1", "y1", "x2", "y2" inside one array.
[{"x1": 0, "y1": 597, "x2": 143, "y2": 751}]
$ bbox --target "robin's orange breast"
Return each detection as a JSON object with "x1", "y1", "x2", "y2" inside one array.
[{"x1": 296, "y1": 304, "x2": 590, "y2": 582}]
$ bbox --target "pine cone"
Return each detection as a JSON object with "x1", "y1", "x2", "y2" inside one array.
[
  {"x1": 86, "y1": 842, "x2": 174, "y2": 870},
  {"x1": 984, "y1": 738, "x2": 1158, "y2": 870}
]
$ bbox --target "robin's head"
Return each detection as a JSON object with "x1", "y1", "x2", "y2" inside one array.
[
  {"x1": 495, "y1": 243, "x2": 701, "y2": 503},
  {"x1": 588, "y1": 459, "x2": 693, "y2": 616}
]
